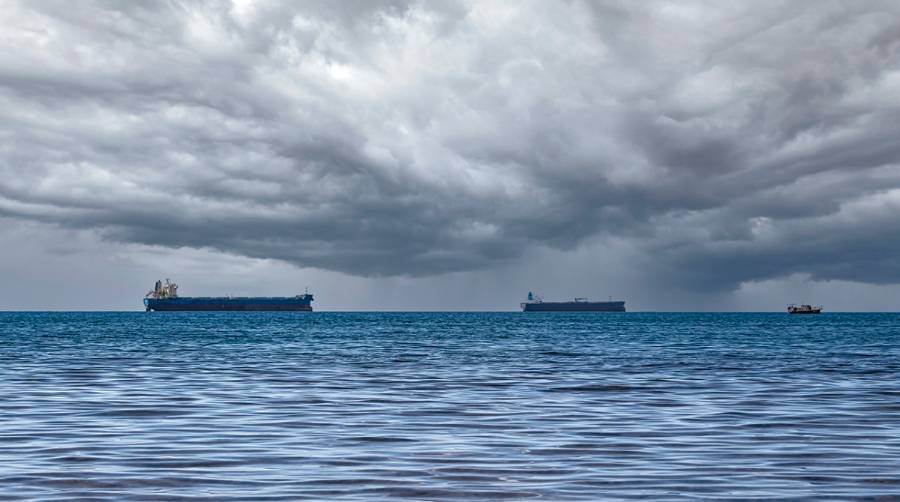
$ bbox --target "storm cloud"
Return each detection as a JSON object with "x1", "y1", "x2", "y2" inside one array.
[{"x1": 2, "y1": 0, "x2": 900, "y2": 290}]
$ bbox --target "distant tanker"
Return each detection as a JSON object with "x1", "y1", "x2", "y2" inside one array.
[
  {"x1": 144, "y1": 279, "x2": 313, "y2": 312},
  {"x1": 520, "y1": 292, "x2": 626, "y2": 312}
]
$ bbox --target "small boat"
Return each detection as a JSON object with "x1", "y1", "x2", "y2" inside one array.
[{"x1": 787, "y1": 304, "x2": 822, "y2": 314}]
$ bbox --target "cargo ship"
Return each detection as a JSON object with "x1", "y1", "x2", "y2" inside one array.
[
  {"x1": 520, "y1": 292, "x2": 626, "y2": 312},
  {"x1": 144, "y1": 279, "x2": 313, "y2": 312},
  {"x1": 787, "y1": 304, "x2": 821, "y2": 314}
]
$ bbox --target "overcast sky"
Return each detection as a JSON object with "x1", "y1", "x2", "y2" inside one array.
[{"x1": 2, "y1": 0, "x2": 900, "y2": 311}]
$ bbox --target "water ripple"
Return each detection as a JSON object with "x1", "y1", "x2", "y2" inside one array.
[{"x1": 1, "y1": 312, "x2": 899, "y2": 499}]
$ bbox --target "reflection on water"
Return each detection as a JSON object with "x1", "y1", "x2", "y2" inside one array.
[{"x1": 1, "y1": 312, "x2": 899, "y2": 499}]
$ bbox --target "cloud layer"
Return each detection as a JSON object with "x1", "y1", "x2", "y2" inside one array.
[{"x1": 2, "y1": 0, "x2": 900, "y2": 289}]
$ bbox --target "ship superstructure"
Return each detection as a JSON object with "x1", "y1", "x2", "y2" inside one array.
[
  {"x1": 144, "y1": 279, "x2": 313, "y2": 312},
  {"x1": 520, "y1": 292, "x2": 626, "y2": 312}
]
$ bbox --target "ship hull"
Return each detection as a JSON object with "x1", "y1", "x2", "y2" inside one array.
[
  {"x1": 145, "y1": 297, "x2": 312, "y2": 312},
  {"x1": 522, "y1": 301, "x2": 625, "y2": 312}
]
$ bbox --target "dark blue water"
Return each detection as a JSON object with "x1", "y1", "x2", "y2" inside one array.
[{"x1": 2, "y1": 312, "x2": 899, "y2": 500}]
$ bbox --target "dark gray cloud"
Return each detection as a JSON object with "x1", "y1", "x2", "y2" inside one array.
[{"x1": 2, "y1": 0, "x2": 900, "y2": 290}]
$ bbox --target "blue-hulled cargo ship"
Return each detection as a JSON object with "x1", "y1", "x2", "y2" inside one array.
[
  {"x1": 520, "y1": 292, "x2": 625, "y2": 312},
  {"x1": 144, "y1": 280, "x2": 313, "y2": 312}
]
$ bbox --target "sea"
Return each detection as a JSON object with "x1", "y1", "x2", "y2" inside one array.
[{"x1": 1, "y1": 312, "x2": 899, "y2": 500}]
